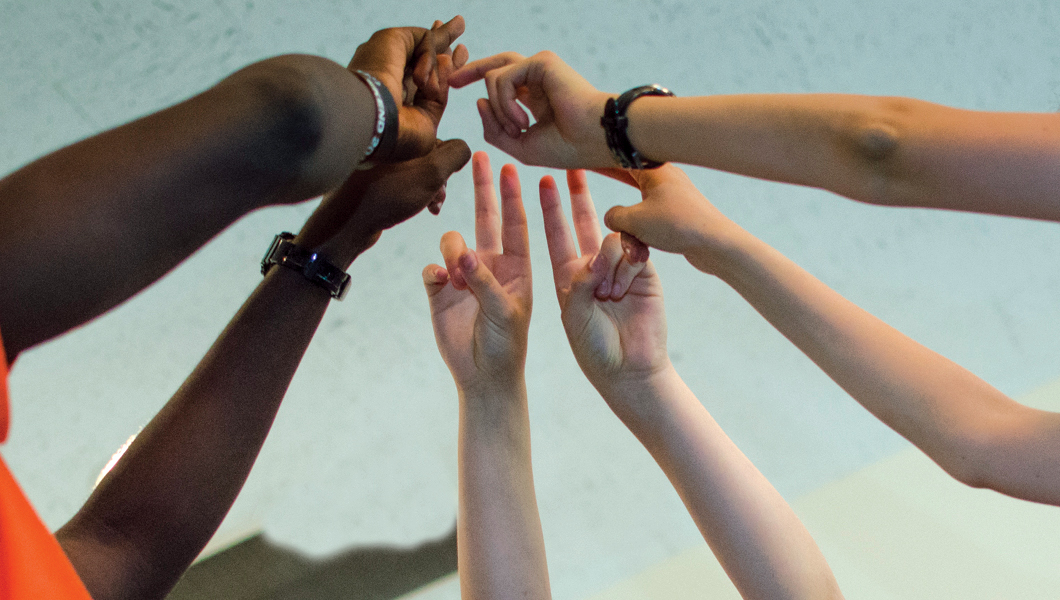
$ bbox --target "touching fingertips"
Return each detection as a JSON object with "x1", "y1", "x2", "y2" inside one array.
[
  {"x1": 621, "y1": 232, "x2": 650, "y2": 263},
  {"x1": 595, "y1": 280, "x2": 611, "y2": 299},
  {"x1": 451, "y1": 269, "x2": 467, "y2": 290},
  {"x1": 459, "y1": 250, "x2": 478, "y2": 272}
]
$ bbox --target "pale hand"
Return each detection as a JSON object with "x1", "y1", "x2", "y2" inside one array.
[
  {"x1": 600, "y1": 165, "x2": 746, "y2": 276},
  {"x1": 424, "y1": 152, "x2": 533, "y2": 392},
  {"x1": 541, "y1": 169, "x2": 669, "y2": 401},
  {"x1": 450, "y1": 51, "x2": 615, "y2": 169}
]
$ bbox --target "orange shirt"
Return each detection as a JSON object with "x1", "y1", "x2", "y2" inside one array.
[{"x1": 0, "y1": 335, "x2": 93, "y2": 599}]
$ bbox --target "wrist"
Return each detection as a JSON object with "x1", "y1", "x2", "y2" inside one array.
[
  {"x1": 681, "y1": 220, "x2": 754, "y2": 277},
  {"x1": 694, "y1": 225, "x2": 766, "y2": 283},
  {"x1": 593, "y1": 362, "x2": 680, "y2": 422},
  {"x1": 458, "y1": 372, "x2": 527, "y2": 403},
  {"x1": 458, "y1": 375, "x2": 529, "y2": 424},
  {"x1": 585, "y1": 91, "x2": 620, "y2": 167}
]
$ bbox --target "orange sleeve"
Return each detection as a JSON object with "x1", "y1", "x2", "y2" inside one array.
[
  {"x1": 0, "y1": 328, "x2": 8, "y2": 444},
  {"x1": 0, "y1": 459, "x2": 94, "y2": 599},
  {"x1": 0, "y1": 327, "x2": 93, "y2": 599}
]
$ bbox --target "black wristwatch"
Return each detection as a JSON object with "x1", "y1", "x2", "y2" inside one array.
[
  {"x1": 261, "y1": 233, "x2": 351, "y2": 300},
  {"x1": 600, "y1": 84, "x2": 675, "y2": 169}
]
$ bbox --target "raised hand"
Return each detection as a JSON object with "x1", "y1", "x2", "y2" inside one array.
[
  {"x1": 424, "y1": 152, "x2": 532, "y2": 392},
  {"x1": 600, "y1": 164, "x2": 746, "y2": 276},
  {"x1": 450, "y1": 52, "x2": 614, "y2": 169},
  {"x1": 296, "y1": 139, "x2": 472, "y2": 269},
  {"x1": 541, "y1": 169, "x2": 668, "y2": 404},
  {"x1": 348, "y1": 16, "x2": 470, "y2": 160}
]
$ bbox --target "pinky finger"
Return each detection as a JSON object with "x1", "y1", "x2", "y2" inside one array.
[{"x1": 423, "y1": 264, "x2": 450, "y2": 296}]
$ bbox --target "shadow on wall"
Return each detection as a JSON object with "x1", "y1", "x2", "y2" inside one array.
[{"x1": 167, "y1": 526, "x2": 457, "y2": 600}]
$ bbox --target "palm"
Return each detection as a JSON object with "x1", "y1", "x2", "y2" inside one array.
[
  {"x1": 542, "y1": 170, "x2": 671, "y2": 393},
  {"x1": 555, "y1": 253, "x2": 667, "y2": 388},
  {"x1": 430, "y1": 251, "x2": 531, "y2": 381},
  {"x1": 424, "y1": 154, "x2": 532, "y2": 389}
]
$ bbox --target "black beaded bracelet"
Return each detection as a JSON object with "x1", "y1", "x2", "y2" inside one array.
[{"x1": 600, "y1": 84, "x2": 675, "y2": 169}]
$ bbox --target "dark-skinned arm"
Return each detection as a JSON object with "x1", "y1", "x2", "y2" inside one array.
[
  {"x1": 53, "y1": 140, "x2": 472, "y2": 600},
  {"x1": 0, "y1": 17, "x2": 467, "y2": 362}
]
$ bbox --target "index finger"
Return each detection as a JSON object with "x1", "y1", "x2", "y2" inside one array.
[
  {"x1": 407, "y1": 16, "x2": 466, "y2": 57},
  {"x1": 449, "y1": 51, "x2": 525, "y2": 88}
]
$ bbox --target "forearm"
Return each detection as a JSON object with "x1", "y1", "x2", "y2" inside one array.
[
  {"x1": 710, "y1": 229, "x2": 1060, "y2": 503},
  {"x1": 613, "y1": 368, "x2": 841, "y2": 600},
  {"x1": 57, "y1": 265, "x2": 335, "y2": 600},
  {"x1": 626, "y1": 94, "x2": 1060, "y2": 220},
  {"x1": 457, "y1": 379, "x2": 551, "y2": 600},
  {"x1": 0, "y1": 53, "x2": 373, "y2": 359}
]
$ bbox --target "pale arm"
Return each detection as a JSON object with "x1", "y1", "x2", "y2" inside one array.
[
  {"x1": 712, "y1": 227, "x2": 1060, "y2": 504},
  {"x1": 613, "y1": 369, "x2": 842, "y2": 600},
  {"x1": 424, "y1": 153, "x2": 549, "y2": 600},
  {"x1": 542, "y1": 170, "x2": 841, "y2": 599},
  {"x1": 627, "y1": 94, "x2": 1060, "y2": 221},
  {"x1": 602, "y1": 165, "x2": 1060, "y2": 506},
  {"x1": 456, "y1": 380, "x2": 550, "y2": 600},
  {"x1": 452, "y1": 52, "x2": 1060, "y2": 222}
]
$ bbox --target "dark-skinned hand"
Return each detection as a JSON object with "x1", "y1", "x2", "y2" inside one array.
[
  {"x1": 295, "y1": 139, "x2": 472, "y2": 269},
  {"x1": 348, "y1": 16, "x2": 470, "y2": 161}
]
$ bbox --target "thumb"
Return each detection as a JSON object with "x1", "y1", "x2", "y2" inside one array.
[
  {"x1": 423, "y1": 138, "x2": 473, "y2": 187},
  {"x1": 458, "y1": 250, "x2": 517, "y2": 325},
  {"x1": 422, "y1": 264, "x2": 450, "y2": 298},
  {"x1": 603, "y1": 203, "x2": 640, "y2": 237}
]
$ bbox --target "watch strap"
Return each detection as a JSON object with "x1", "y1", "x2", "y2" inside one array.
[
  {"x1": 261, "y1": 232, "x2": 351, "y2": 300},
  {"x1": 600, "y1": 84, "x2": 675, "y2": 169}
]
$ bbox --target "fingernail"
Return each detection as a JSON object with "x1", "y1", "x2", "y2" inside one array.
[
  {"x1": 621, "y1": 232, "x2": 649, "y2": 263},
  {"x1": 459, "y1": 251, "x2": 478, "y2": 272}
]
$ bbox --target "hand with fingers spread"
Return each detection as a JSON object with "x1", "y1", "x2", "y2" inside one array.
[
  {"x1": 450, "y1": 51, "x2": 614, "y2": 168},
  {"x1": 426, "y1": 152, "x2": 550, "y2": 600},
  {"x1": 540, "y1": 169, "x2": 668, "y2": 408},
  {"x1": 541, "y1": 170, "x2": 844, "y2": 600},
  {"x1": 424, "y1": 151, "x2": 533, "y2": 391},
  {"x1": 349, "y1": 16, "x2": 470, "y2": 160}
]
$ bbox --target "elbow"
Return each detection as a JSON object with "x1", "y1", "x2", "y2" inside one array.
[
  {"x1": 220, "y1": 56, "x2": 329, "y2": 187},
  {"x1": 845, "y1": 97, "x2": 916, "y2": 206},
  {"x1": 932, "y1": 423, "x2": 1019, "y2": 495}
]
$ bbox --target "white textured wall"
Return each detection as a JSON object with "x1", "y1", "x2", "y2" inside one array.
[{"x1": 1, "y1": 1, "x2": 1059, "y2": 598}]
